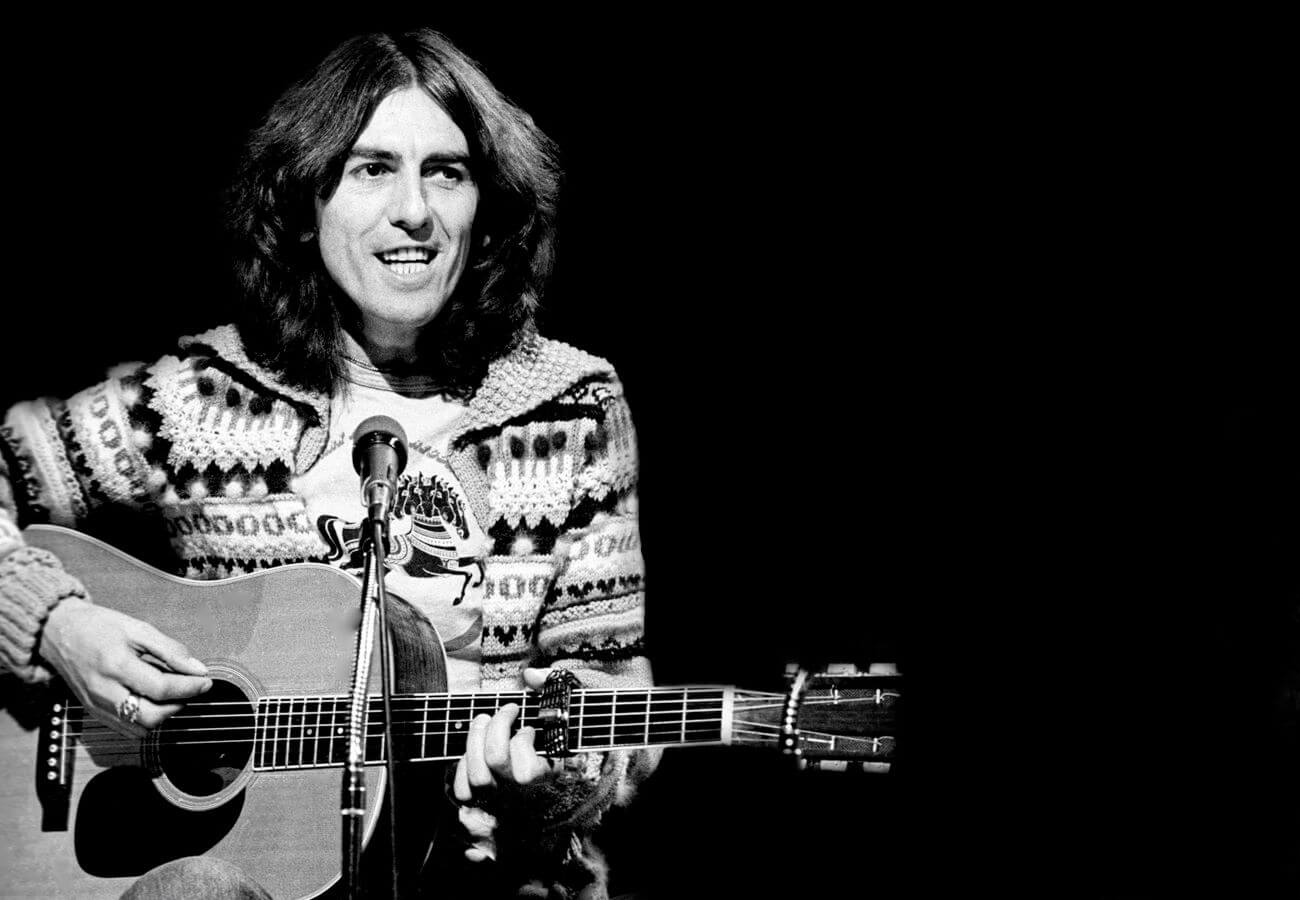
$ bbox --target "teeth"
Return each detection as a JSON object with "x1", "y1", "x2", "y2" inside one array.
[
  {"x1": 379, "y1": 248, "x2": 433, "y2": 263},
  {"x1": 388, "y1": 262, "x2": 426, "y2": 275}
]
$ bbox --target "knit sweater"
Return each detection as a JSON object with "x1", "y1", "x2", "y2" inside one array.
[{"x1": 0, "y1": 324, "x2": 653, "y2": 898}]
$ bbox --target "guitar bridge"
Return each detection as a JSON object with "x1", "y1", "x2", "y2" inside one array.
[{"x1": 35, "y1": 692, "x2": 75, "y2": 831}]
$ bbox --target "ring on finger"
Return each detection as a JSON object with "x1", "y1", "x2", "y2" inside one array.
[{"x1": 118, "y1": 691, "x2": 142, "y2": 725}]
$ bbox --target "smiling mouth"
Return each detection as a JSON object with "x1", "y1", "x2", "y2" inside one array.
[{"x1": 375, "y1": 247, "x2": 437, "y2": 275}]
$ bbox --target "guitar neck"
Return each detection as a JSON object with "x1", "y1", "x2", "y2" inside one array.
[{"x1": 230, "y1": 686, "x2": 759, "y2": 772}]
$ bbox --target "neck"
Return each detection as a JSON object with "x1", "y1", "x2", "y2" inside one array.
[
  {"x1": 235, "y1": 685, "x2": 743, "y2": 771},
  {"x1": 343, "y1": 325, "x2": 423, "y2": 370}
]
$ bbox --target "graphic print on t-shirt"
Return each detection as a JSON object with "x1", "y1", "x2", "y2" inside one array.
[
  {"x1": 317, "y1": 471, "x2": 485, "y2": 607},
  {"x1": 292, "y1": 374, "x2": 490, "y2": 686}
]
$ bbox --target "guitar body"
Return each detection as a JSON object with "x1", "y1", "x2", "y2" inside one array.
[{"x1": 0, "y1": 525, "x2": 449, "y2": 900}]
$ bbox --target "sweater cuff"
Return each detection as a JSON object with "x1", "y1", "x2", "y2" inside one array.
[{"x1": 0, "y1": 546, "x2": 90, "y2": 682}]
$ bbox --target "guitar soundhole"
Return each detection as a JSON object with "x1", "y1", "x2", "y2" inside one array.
[{"x1": 155, "y1": 679, "x2": 254, "y2": 797}]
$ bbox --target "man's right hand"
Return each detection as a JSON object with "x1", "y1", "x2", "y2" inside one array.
[{"x1": 39, "y1": 597, "x2": 212, "y2": 737}]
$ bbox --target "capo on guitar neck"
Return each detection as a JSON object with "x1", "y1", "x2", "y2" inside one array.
[{"x1": 537, "y1": 669, "x2": 582, "y2": 756}]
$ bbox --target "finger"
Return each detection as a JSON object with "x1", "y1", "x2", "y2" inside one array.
[
  {"x1": 453, "y1": 756, "x2": 472, "y2": 803},
  {"x1": 458, "y1": 805, "x2": 497, "y2": 839},
  {"x1": 522, "y1": 667, "x2": 551, "y2": 690},
  {"x1": 133, "y1": 696, "x2": 185, "y2": 730},
  {"x1": 484, "y1": 704, "x2": 520, "y2": 779},
  {"x1": 509, "y1": 726, "x2": 549, "y2": 785},
  {"x1": 122, "y1": 658, "x2": 212, "y2": 703},
  {"x1": 88, "y1": 683, "x2": 150, "y2": 738},
  {"x1": 87, "y1": 699, "x2": 148, "y2": 739},
  {"x1": 465, "y1": 714, "x2": 493, "y2": 789},
  {"x1": 868, "y1": 662, "x2": 899, "y2": 675},
  {"x1": 128, "y1": 622, "x2": 208, "y2": 677}
]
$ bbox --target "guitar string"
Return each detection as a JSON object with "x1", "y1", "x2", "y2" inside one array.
[
  {"x1": 94, "y1": 696, "x2": 885, "y2": 731},
  {"x1": 57, "y1": 693, "x2": 872, "y2": 719},
  {"x1": 55, "y1": 713, "x2": 748, "y2": 736},
  {"x1": 52, "y1": 695, "x2": 881, "y2": 748},
  {"x1": 58, "y1": 706, "x2": 741, "y2": 730},
  {"x1": 55, "y1": 716, "x2": 754, "y2": 742},
  {"x1": 56, "y1": 733, "x2": 745, "y2": 755},
  {"x1": 60, "y1": 719, "x2": 745, "y2": 743},
  {"x1": 58, "y1": 727, "x2": 865, "y2": 764},
  {"x1": 55, "y1": 714, "x2": 775, "y2": 752},
  {"x1": 53, "y1": 698, "x2": 824, "y2": 728},
  {"x1": 60, "y1": 730, "x2": 788, "y2": 757},
  {"x1": 52, "y1": 698, "x2": 885, "y2": 746},
  {"x1": 58, "y1": 690, "x2": 779, "y2": 711}
]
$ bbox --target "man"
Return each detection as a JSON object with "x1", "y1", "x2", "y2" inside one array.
[{"x1": 0, "y1": 28, "x2": 651, "y2": 898}]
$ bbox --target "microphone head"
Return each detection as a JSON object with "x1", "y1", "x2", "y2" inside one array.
[{"x1": 351, "y1": 415, "x2": 408, "y2": 476}]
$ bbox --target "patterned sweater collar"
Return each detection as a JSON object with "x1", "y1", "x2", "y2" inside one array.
[{"x1": 178, "y1": 324, "x2": 616, "y2": 434}]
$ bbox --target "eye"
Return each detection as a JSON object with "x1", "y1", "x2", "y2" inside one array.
[
  {"x1": 354, "y1": 162, "x2": 391, "y2": 179},
  {"x1": 426, "y1": 164, "x2": 467, "y2": 184}
]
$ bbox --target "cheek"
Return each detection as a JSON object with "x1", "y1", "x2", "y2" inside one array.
[
  {"x1": 450, "y1": 191, "x2": 480, "y2": 240},
  {"x1": 316, "y1": 214, "x2": 364, "y2": 279}
]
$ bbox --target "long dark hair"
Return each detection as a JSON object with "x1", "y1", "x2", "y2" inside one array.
[{"x1": 227, "y1": 29, "x2": 562, "y2": 395}]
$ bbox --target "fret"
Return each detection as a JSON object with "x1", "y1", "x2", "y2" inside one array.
[
  {"x1": 446, "y1": 695, "x2": 475, "y2": 759},
  {"x1": 647, "y1": 689, "x2": 687, "y2": 746},
  {"x1": 308, "y1": 697, "x2": 323, "y2": 766},
  {"x1": 365, "y1": 702, "x2": 384, "y2": 763},
  {"x1": 420, "y1": 695, "x2": 430, "y2": 760},
  {"x1": 272, "y1": 696, "x2": 284, "y2": 769},
  {"x1": 262, "y1": 697, "x2": 272, "y2": 769},
  {"x1": 314, "y1": 696, "x2": 328, "y2": 765},
  {"x1": 574, "y1": 691, "x2": 611, "y2": 751},
  {"x1": 254, "y1": 699, "x2": 267, "y2": 769},
  {"x1": 282, "y1": 697, "x2": 294, "y2": 768},
  {"x1": 287, "y1": 698, "x2": 305, "y2": 768},
  {"x1": 473, "y1": 693, "x2": 497, "y2": 722},
  {"x1": 330, "y1": 698, "x2": 345, "y2": 764},
  {"x1": 442, "y1": 693, "x2": 452, "y2": 760},
  {"x1": 684, "y1": 689, "x2": 725, "y2": 744},
  {"x1": 608, "y1": 692, "x2": 616, "y2": 748},
  {"x1": 612, "y1": 691, "x2": 649, "y2": 748},
  {"x1": 576, "y1": 689, "x2": 587, "y2": 751},
  {"x1": 679, "y1": 690, "x2": 687, "y2": 744}
]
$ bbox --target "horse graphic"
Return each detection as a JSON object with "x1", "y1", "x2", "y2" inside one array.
[{"x1": 316, "y1": 472, "x2": 485, "y2": 605}]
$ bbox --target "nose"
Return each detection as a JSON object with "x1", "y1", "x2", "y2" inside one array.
[{"x1": 387, "y1": 171, "x2": 432, "y2": 233}]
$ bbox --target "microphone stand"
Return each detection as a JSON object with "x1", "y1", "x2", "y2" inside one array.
[{"x1": 341, "y1": 512, "x2": 401, "y2": 899}]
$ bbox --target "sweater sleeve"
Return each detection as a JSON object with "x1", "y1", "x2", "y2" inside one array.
[
  {"x1": 0, "y1": 362, "x2": 156, "y2": 681},
  {"x1": 458, "y1": 378, "x2": 660, "y2": 899}
]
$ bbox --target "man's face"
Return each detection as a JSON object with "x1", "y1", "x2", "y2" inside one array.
[{"x1": 316, "y1": 85, "x2": 480, "y2": 347}]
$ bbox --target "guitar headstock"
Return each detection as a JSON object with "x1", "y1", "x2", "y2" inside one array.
[{"x1": 779, "y1": 663, "x2": 900, "y2": 774}]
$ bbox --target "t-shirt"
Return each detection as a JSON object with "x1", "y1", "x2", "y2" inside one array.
[{"x1": 293, "y1": 357, "x2": 491, "y2": 691}]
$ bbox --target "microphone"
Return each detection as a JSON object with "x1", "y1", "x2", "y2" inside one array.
[{"x1": 351, "y1": 415, "x2": 408, "y2": 526}]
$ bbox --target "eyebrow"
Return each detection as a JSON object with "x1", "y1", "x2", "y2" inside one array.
[{"x1": 347, "y1": 145, "x2": 471, "y2": 166}]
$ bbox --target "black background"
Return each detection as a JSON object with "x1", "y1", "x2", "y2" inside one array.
[{"x1": 0, "y1": 11, "x2": 1294, "y2": 898}]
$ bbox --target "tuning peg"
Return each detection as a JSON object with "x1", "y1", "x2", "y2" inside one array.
[
  {"x1": 798, "y1": 759, "x2": 893, "y2": 774},
  {"x1": 825, "y1": 663, "x2": 858, "y2": 675},
  {"x1": 784, "y1": 662, "x2": 801, "y2": 680}
]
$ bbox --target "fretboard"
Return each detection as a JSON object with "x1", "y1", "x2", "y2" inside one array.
[{"x1": 234, "y1": 687, "x2": 735, "y2": 772}]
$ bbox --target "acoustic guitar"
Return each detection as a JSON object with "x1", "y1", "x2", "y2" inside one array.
[{"x1": 0, "y1": 525, "x2": 899, "y2": 899}]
